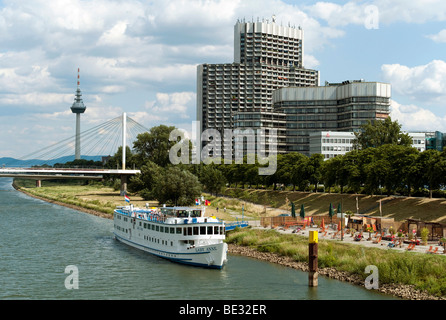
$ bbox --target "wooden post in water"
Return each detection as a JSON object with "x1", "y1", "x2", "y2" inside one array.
[{"x1": 309, "y1": 230, "x2": 318, "y2": 287}]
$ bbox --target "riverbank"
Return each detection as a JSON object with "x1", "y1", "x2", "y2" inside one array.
[
  {"x1": 228, "y1": 243, "x2": 440, "y2": 300},
  {"x1": 15, "y1": 184, "x2": 114, "y2": 220},
  {"x1": 226, "y1": 228, "x2": 446, "y2": 300},
  {"x1": 13, "y1": 180, "x2": 446, "y2": 300}
]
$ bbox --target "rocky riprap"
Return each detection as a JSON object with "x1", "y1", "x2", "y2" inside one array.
[{"x1": 228, "y1": 244, "x2": 445, "y2": 300}]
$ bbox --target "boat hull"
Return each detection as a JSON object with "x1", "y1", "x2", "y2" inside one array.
[{"x1": 114, "y1": 232, "x2": 228, "y2": 269}]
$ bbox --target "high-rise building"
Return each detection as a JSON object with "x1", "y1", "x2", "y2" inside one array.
[
  {"x1": 197, "y1": 18, "x2": 319, "y2": 153},
  {"x1": 272, "y1": 80, "x2": 391, "y2": 156}
]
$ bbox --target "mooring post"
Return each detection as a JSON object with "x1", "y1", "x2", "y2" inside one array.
[{"x1": 309, "y1": 230, "x2": 318, "y2": 287}]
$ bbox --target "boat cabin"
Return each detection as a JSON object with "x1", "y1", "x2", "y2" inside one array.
[{"x1": 160, "y1": 207, "x2": 203, "y2": 218}]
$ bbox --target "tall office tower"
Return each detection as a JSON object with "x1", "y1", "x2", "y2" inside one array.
[
  {"x1": 272, "y1": 80, "x2": 391, "y2": 156},
  {"x1": 197, "y1": 17, "x2": 319, "y2": 156}
]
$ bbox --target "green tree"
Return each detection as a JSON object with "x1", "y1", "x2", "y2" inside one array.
[
  {"x1": 353, "y1": 117, "x2": 412, "y2": 150},
  {"x1": 151, "y1": 166, "x2": 202, "y2": 206},
  {"x1": 321, "y1": 156, "x2": 342, "y2": 193},
  {"x1": 418, "y1": 149, "x2": 445, "y2": 198},
  {"x1": 402, "y1": 151, "x2": 422, "y2": 196},
  {"x1": 199, "y1": 164, "x2": 227, "y2": 196},
  {"x1": 128, "y1": 160, "x2": 163, "y2": 199},
  {"x1": 291, "y1": 153, "x2": 310, "y2": 191},
  {"x1": 276, "y1": 153, "x2": 300, "y2": 190},
  {"x1": 105, "y1": 146, "x2": 135, "y2": 169},
  {"x1": 133, "y1": 125, "x2": 177, "y2": 167},
  {"x1": 307, "y1": 153, "x2": 324, "y2": 192}
]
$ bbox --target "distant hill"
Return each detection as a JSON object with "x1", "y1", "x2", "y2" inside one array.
[{"x1": 0, "y1": 155, "x2": 106, "y2": 167}]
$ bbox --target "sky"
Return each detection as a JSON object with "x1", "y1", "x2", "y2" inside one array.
[{"x1": 1, "y1": 0, "x2": 446, "y2": 158}]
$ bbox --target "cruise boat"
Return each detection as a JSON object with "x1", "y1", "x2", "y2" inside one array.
[{"x1": 113, "y1": 205, "x2": 228, "y2": 269}]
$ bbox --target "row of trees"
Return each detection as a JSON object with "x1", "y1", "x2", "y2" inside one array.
[{"x1": 109, "y1": 118, "x2": 446, "y2": 205}]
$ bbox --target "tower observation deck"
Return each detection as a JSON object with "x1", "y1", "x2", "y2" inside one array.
[{"x1": 71, "y1": 68, "x2": 86, "y2": 160}]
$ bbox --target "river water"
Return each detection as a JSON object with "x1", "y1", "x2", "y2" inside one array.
[{"x1": 0, "y1": 178, "x2": 395, "y2": 300}]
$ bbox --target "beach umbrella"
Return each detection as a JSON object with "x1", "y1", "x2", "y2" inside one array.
[
  {"x1": 321, "y1": 218, "x2": 325, "y2": 230},
  {"x1": 291, "y1": 202, "x2": 296, "y2": 218},
  {"x1": 337, "y1": 203, "x2": 342, "y2": 215},
  {"x1": 338, "y1": 221, "x2": 341, "y2": 231},
  {"x1": 300, "y1": 204, "x2": 305, "y2": 219},
  {"x1": 329, "y1": 203, "x2": 335, "y2": 222}
]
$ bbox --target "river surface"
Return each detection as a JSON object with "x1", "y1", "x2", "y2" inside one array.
[{"x1": 0, "y1": 178, "x2": 395, "y2": 300}]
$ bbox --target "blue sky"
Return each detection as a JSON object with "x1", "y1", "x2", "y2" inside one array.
[{"x1": 1, "y1": 0, "x2": 446, "y2": 158}]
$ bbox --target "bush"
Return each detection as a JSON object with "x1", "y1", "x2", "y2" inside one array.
[{"x1": 421, "y1": 227, "x2": 429, "y2": 245}]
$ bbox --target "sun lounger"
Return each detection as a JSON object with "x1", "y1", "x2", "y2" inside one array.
[
  {"x1": 428, "y1": 247, "x2": 439, "y2": 254},
  {"x1": 406, "y1": 243, "x2": 415, "y2": 251},
  {"x1": 426, "y1": 246, "x2": 433, "y2": 253},
  {"x1": 373, "y1": 236, "x2": 382, "y2": 244}
]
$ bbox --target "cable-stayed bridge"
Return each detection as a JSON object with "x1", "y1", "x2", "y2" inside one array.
[{"x1": 0, "y1": 113, "x2": 146, "y2": 195}]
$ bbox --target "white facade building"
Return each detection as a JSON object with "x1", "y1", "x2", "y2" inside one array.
[
  {"x1": 309, "y1": 131, "x2": 356, "y2": 159},
  {"x1": 310, "y1": 131, "x2": 428, "y2": 159}
]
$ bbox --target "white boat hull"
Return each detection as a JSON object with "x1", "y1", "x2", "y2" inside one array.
[
  {"x1": 114, "y1": 233, "x2": 228, "y2": 268},
  {"x1": 113, "y1": 206, "x2": 228, "y2": 269}
]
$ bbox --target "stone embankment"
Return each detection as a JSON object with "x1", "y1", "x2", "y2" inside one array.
[{"x1": 228, "y1": 244, "x2": 445, "y2": 300}]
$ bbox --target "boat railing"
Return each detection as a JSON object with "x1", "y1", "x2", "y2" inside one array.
[{"x1": 116, "y1": 208, "x2": 225, "y2": 225}]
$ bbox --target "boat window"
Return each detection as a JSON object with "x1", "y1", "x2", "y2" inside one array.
[
  {"x1": 165, "y1": 227, "x2": 169, "y2": 233},
  {"x1": 207, "y1": 226, "x2": 213, "y2": 235},
  {"x1": 156, "y1": 225, "x2": 159, "y2": 232},
  {"x1": 177, "y1": 210, "x2": 188, "y2": 217},
  {"x1": 176, "y1": 227, "x2": 182, "y2": 234},
  {"x1": 160, "y1": 226, "x2": 164, "y2": 232},
  {"x1": 151, "y1": 224, "x2": 155, "y2": 230},
  {"x1": 144, "y1": 223, "x2": 147, "y2": 228},
  {"x1": 193, "y1": 227, "x2": 199, "y2": 235},
  {"x1": 170, "y1": 227, "x2": 175, "y2": 234},
  {"x1": 187, "y1": 227, "x2": 193, "y2": 236},
  {"x1": 200, "y1": 226, "x2": 206, "y2": 235},
  {"x1": 214, "y1": 226, "x2": 219, "y2": 235}
]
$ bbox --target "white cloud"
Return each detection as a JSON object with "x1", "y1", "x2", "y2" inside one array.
[
  {"x1": 304, "y1": 2, "x2": 366, "y2": 27},
  {"x1": 390, "y1": 100, "x2": 446, "y2": 132},
  {"x1": 145, "y1": 91, "x2": 196, "y2": 119},
  {"x1": 427, "y1": 29, "x2": 446, "y2": 43},
  {"x1": 374, "y1": 0, "x2": 446, "y2": 24},
  {"x1": 381, "y1": 60, "x2": 446, "y2": 104},
  {"x1": 303, "y1": 54, "x2": 320, "y2": 69}
]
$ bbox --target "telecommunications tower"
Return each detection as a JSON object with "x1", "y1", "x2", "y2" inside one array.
[{"x1": 70, "y1": 68, "x2": 86, "y2": 160}]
